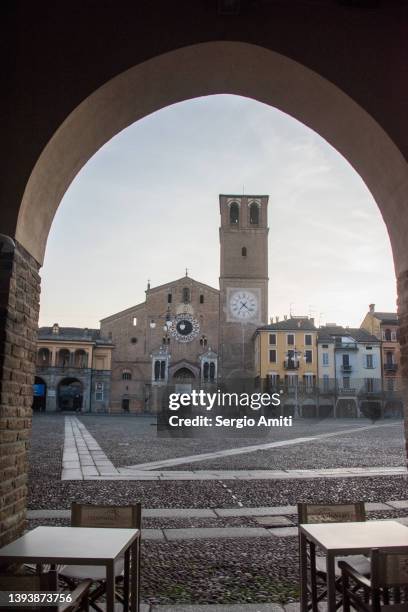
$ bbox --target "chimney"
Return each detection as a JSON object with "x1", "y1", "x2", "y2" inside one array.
[
  {"x1": 369, "y1": 303, "x2": 375, "y2": 314},
  {"x1": 284, "y1": 315, "x2": 287, "y2": 321},
  {"x1": 276, "y1": 316, "x2": 279, "y2": 323},
  {"x1": 310, "y1": 318, "x2": 315, "y2": 326}
]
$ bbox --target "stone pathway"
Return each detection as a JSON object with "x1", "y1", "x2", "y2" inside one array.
[
  {"x1": 62, "y1": 416, "x2": 118, "y2": 479},
  {"x1": 62, "y1": 417, "x2": 406, "y2": 481}
]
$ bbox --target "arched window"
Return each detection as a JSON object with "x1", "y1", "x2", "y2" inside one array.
[
  {"x1": 37, "y1": 348, "x2": 51, "y2": 367},
  {"x1": 58, "y1": 349, "x2": 71, "y2": 368},
  {"x1": 182, "y1": 287, "x2": 190, "y2": 303},
  {"x1": 209, "y1": 362, "x2": 216, "y2": 381},
  {"x1": 160, "y1": 360, "x2": 166, "y2": 380},
  {"x1": 200, "y1": 294, "x2": 204, "y2": 304},
  {"x1": 74, "y1": 349, "x2": 88, "y2": 368},
  {"x1": 229, "y1": 202, "x2": 239, "y2": 225},
  {"x1": 384, "y1": 328, "x2": 392, "y2": 341},
  {"x1": 122, "y1": 370, "x2": 132, "y2": 380},
  {"x1": 203, "y1": 362, "x2": 209, "y2": 381},
  {"x1": 154, "y1": 360, "x2": 161, "y2": 381},
  {"x1": 242, "y1": 246, "x2": 247, "y2": 257},
  {"x1": 132, "y1": 316, "x2": 137, "y2": 326},
  {"x1": 249, "y1": 202, "x2": 259, "y2": 224}
]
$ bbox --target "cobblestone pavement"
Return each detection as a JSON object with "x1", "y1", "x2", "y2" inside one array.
[
  {"x1": 78, "y1": 414, "x2": 405, "y2": 469},
  {"x1": 61, "y1": 416, "x2": 405, "y2": 480},
  {"x1": 27, "y1": 414, "x2": 408, "y2": 606}
]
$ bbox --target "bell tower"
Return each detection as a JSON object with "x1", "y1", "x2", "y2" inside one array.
[{"x1": 219, "y1": 194, "x2": 269, "y2": 380}]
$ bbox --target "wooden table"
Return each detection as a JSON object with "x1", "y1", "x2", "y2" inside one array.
[
  {"x1": 299, "y1": 520, "x2": 408, "y2": 612},
  {"x1": 0, "y1": 526, "x2": 140, "y2": 612}
]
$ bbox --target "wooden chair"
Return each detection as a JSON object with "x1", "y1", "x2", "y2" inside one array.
[
  {"x1": 0, "y1": 569, "x2": 91, "y2": 612},
  {"x1": 298, "y1": 501, "x2": 370, "y2": 611},
  {"x1": 340, "y1": 547, "x2": 408, "y2": 611},
  {"x1": 59, "y1": 503, "x2": 141, "y2": 612}
]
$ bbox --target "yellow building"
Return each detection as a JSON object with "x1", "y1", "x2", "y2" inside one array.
[
  {"x1": 35, "y1": 324, "x2": 113, "y2": 412},
  {"x1": 254, "y1": 316, "x2": 318, "y2": 416}
]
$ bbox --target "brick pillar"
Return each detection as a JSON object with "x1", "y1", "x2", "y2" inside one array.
[
  {"x1": 0, "y1": 237, "x2": 40, "y2": 547},
  {"x1": 397, "y1": 270, "x2": 408, "y2": 467}
]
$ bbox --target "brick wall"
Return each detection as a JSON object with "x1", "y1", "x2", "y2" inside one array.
[{"x1": 0, "y1": 239, "x2": 40, "y2": 547}]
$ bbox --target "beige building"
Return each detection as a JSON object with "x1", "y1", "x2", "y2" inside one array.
[
  {"x1": 254, "y1": 316, "x2": 318, "y2": 416},
  {"x1": 361, "y1": 304, "x2": 402, "y2": 416},
  {"x1": 100, "y1": 193, "x2": 270, "y2": 412},
  {"x1": 35, "y1": 324, "x2": 113, "y2": 412}
]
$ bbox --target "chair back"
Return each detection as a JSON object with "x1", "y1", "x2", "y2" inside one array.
[
  {"x1": 0, "y1": 571, "x2": 58, "y2": 611},
  {"x1": 298, "y1": 501, "x2": 366, "y2": 524},
  {"x1": 71, "y1": 502, "x2": 141, "y2": 529},
  {"x1": 371, "y1": 547, "x2": 408, "y2": 588}
]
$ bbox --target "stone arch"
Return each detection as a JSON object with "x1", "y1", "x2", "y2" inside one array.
[
  {"x1": 36, "y1": 348, "x2": 51, "y2": 367},
  {"x1": 172, "y1": 367, "x2": 196, "y2": 381},
  {"x1": 3, "y1": 37, "x2": 408, "y2": 548},
  {"x1": 74, "y1": 349, "x2": 88, "y2": 368},
  {"x1": 15, "y1": 41, "x2": 408, "y2": 281},
  {"x1": 57, "y1": 377, "x2": 83, "y2": 411}
]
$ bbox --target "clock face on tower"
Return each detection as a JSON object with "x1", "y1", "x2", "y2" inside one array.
[
  {"x1": 169, "y1": 313, "x2": 200, "y2": 343},
  {"x1": 228, "y1": 289, "x2": 259, "y2": 321}
]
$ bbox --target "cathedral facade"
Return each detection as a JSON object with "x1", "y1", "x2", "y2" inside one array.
[{"x1": 100, "y1": 194, "x2": 269, "y2": 413}]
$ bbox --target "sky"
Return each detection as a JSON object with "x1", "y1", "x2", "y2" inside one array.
[{"x1": 39, "y1": 94, "x2": 397, "y2": 329}]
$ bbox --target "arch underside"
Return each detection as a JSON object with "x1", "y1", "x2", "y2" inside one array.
[{"x1": 16, "y1": 41, "x2": 408, "y2": 278}]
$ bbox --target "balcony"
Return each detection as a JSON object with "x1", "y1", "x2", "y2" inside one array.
[
  {"x1": 337, "y1": 387, "x2": 357, "y2": 395},
  {"x1": 384, "y1": 363, "x2": 398, "y2": 373},
  {"x1": 283, "y1": 359, "x2": 299, "y2": 370},
  {"x1": 341, "y1": 364, "x2": 352, "y2": 373},
  {"x1": 335, "y1": 339, "x2": 358, "y2": 350}
]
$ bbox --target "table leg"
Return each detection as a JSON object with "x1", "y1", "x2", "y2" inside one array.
[
  {"x1": 130, "y1": 536, "x2": 140, "y2": 612},
  {"x1": 106, "y1": 561, "x2": 115, "y2": 612},
  {"x1": 124, "y1": 548, "x2": 130, "y2": 612},
  {"x1": 299, "y1": 531, "x2": 308, "y2": 612},
  {"x1": 326, "y1": 552, "x2": 336, "y2": 612}
]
